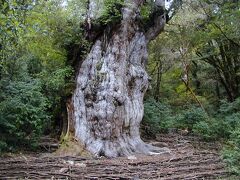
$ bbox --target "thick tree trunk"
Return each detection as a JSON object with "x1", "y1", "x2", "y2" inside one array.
[{"x1": 67, "y1": 0, "x2": 169, "y2": 157}]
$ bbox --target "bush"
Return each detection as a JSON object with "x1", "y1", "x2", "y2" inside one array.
[
  {"x1": 219, "y1": 98, "x2": 240, "y2": 115},
  {"x1": 193, "y1": 121, "x2": 214, "y2": 140},
  {"x1": 0, "y1": 78, "x2": 50, "y2": 151},
  {"x1": 143, "y1": 98, "x2": 240, "y2": 142},
  {"x1": 223, "y1": 112, "x2": 240, "y2": 130},
  {"x1": 0, "y1": 141, "x2": 7, "y2": 153},
  {"x1": 174, "y1": 107, "x2": 208, "y2": 130},
  {"x1": 222, "y1": 127, "x2": 240, "y2": 175},
  {"x1": 190, "y1": 99, "x2": 240, "y2": 141},
  {"x1": 142, "y1": 99, "x2": 172, "y2": 137},
  {"x1": 192, "y1": 117, "x2": 231, "y2": 141}
]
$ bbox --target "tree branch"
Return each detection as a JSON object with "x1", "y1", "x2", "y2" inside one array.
[
  {"x1": 145, "y1": 0, "x2": 166, "y2": 41},
  {"x1": 145, "y1": 0, "x2": 183, "y2": 41}
]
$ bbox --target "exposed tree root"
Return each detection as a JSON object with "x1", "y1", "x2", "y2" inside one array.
[
  {"x1": 0, "y1": 133, "x2": 232, "y2": 179},
  {"x1": 84, "y1": 137, "x2": 171, "y2": 157}
]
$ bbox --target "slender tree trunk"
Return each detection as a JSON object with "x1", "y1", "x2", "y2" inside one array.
[
  {"x1": 67, "y1": 0, "x2": 170, "y2": 157},
  {"x1": 154, "y1": 62, "x2": 163, "y2": 101}
]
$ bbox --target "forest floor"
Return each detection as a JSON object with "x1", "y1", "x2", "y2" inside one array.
[{"x1": 0, "y1": 133, "x2": 234, "y2": 180}]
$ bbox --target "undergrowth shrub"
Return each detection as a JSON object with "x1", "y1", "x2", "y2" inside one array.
[
  {"x1": 192, "y1": 120, "x2": 215, "y2": 140},
  {"x1": 0, "y1": 78, "x2": 50, "y2": 152},
  {"x1": 142, "y1": 98, "x2": 172, "y2": 137},
  {"x1": 143, "y1": 97, "x2": 240, "y2": 141},
  {"x1": 174, "y1": 107, "x2": 208, "y2": 131},
  {"x1": 0, "y1": 141, "x2": 7, "y2": 153},
  {"x1": 222, "y1": 127, "x2": 240, "y2": 175},
  {"x1": 192, "y1": 98, "x2": 240, "y2": 141},
  {"x1": 219, "y1": 98, "x2": 240, "y2": 115},
  {"x1": 192, "y1": 117, "x2": 232, "y2": 141}
]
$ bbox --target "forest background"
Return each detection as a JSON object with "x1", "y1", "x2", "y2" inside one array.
[{"x1": 0, "y1": 0, "x2": 239, "y2": 175}]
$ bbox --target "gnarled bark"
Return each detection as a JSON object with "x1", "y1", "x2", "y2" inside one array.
[{"x1": 67, "y1": 0, "x2": 170, "y2": 157}]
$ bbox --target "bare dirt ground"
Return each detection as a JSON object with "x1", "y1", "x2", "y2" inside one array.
[{"x1": 0, "y1": 133, "x2": 232, "y2": 179}]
